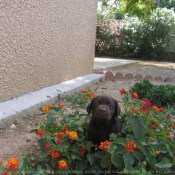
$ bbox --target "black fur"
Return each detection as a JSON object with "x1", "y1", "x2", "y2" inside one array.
[{"x1": 86, "y1": 95, "x2": 122, "y2": 145}]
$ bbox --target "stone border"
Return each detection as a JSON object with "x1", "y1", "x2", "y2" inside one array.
[{"x1": 94, "y1": 70, "x2": 175, "y2": 83}]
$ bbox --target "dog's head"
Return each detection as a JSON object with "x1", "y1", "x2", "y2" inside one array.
[{"x1": 86, "y1": 95, "x2": 121, "y2": 124}]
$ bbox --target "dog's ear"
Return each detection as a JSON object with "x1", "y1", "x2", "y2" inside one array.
[
  {"x1": 114, "y1": 100, "x2": 121, "y2": 117},
  {"x1": 86, "y1": 98, "x2": 94, "y2": 115}
]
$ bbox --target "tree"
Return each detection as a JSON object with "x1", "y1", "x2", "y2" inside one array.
[{"x1": 98, "y1": 0, "x2": 157, "y2": 18}]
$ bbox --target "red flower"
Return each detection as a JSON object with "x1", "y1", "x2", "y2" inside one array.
[
  {"x1": 56, "y1": 138, "x2": 63, "y2": 144},
  {"x1": 78, "y1": 147, "x2": 85, "y2": 155},
  {"x1": 1, "y1": 173, "x2": 10, "y2": 175},
  {"x1": 35, "y1": 129, "x2": 45, "y2": 137},
  {"x1": 44, "y1": 144, "x2": 51, "y2": 149},
  {"x1": 119, "y1": 88, "x2": 127, "y2": 94},
  {"x1": 49, "y1": 150, "x2": 60, "y2": 159},
  {"x1": 57, "y1": 132, "x2": 65, "y2": 137},
  {"x1": 167, "y1": 115, "x2": 172, "y2": 119},
  {"x1": 142, "y1": 98, "x2": 151, "y2": 106},
  {"x1": 53, "y1": 121, "x2": 58, "y2": 126},
  {"x1": 142, "y1": 105, "x2": 150, "y2": 114},
  {"x1": 125, "y1": 141, "x2": 137, "y2": 152}
]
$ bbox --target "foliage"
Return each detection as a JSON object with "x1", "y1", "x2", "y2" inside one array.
[
  {"x1": 120, "y1": 7, "x2": 175, "y2": 60},
  {"x1": 0, "y1": 88, "x2": 175, "y2": 174},
  {"x1": 98, "y1": 0, "x2": 156, "y2": 19},
  {"x1": 155, "y1": 0, "x2": 175, "y2": 10},
  {"x1": 95, "y1": 15, "x2": 124, "y2": 57},
  {"x1": 131, "y1": 79, "x2": 175, "y2": 107}
]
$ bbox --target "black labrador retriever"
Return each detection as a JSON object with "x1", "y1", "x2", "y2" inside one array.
[{"x1": 86, "y1": 95, "x2": 122, "y2": 145}]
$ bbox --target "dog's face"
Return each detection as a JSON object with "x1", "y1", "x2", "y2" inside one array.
[{"x1": 86, "y1": 95, "x2": 121, "y2": 124}]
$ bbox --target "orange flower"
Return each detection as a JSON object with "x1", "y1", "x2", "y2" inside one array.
[
  {"x1": 131, "y1": 106, "x2": 140, "y2": 113},
  {"x1": 159, "y1": 107, "x2": 164, "y2": 112},
  {"x1": 5, "y1": 158, "x2": 20, "y2": 171},
  {"x1": 67, "y1": 131, "x2": 78, "y2": 140},
  {"x1": 58, "y1": 160, "x2": 67, "y2": 170},
  {"x1": 58, "y1": 103, "x2": 64, "y2": 108},
  {"x1": 0, "y1": 158, "x2": 3, "y2": 164},
  {"x1": 82, "y1": 89, "x2": 89, "y2": 93},
  {"x1": 125, "y1": 141, "x2": 137, "y2": 152},
  {"x1": 98, "y1": 140, "x2": 110, "y2": 150},
  {"x1": 42, "y1": 104, "x2": 53, "y2": 112},
  {"x1": 156, "y1": 150, "x2": 161, "y2": 155},
  {"x1": 57, "y1": 132, "x2": 65, "y2": 137},
  {"x1": 119, "y1": 88, "x2": 127, "y2": 94},
  {"x1": 132, "y1": 92, "x2": 139, "y2": 99},
  {"x1": 49, "y1": 150, "x2": 60, "y2": 159},
  {"x1": 172, "y1": 123, "x2": 175, "y2": 128},
  {"x1": 35, "y1": 129, "x2": 45, "y2": 137},
  {"x1": 87, "y1": 92, "x2": 96, "y2": 98},
  {"x1": 152, "y1": 106, "x2": 160, "y2": 112}
]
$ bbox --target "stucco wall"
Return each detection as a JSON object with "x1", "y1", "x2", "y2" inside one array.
[{"x1": 0, "y1": 0, "x2": 97, "y2": 102}]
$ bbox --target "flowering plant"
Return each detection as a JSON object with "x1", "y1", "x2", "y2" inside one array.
[{"x1": 0, "y1": 88, "x2": 175, "y2": 174}]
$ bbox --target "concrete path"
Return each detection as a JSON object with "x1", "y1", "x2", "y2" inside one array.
[
  {"x1": 94, "y1": 57, "x2": 138, "y2": 70},
  {"x1": 0, "y1": 58, "x2": 136, "y2": 124}
]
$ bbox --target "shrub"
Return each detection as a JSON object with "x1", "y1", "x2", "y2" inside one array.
[
  {"x1": 0, "y1": 88, "x2": 175, "y2": 174},
  {"x1": 95, "y1": 14, "x2": 123, "y2": 57},
  {"x1": 131, "y1": 79, "x2": 175, "y2": 107},
  {"x1": 121, "y1": 8, "x2": 175, "y2": 60}
]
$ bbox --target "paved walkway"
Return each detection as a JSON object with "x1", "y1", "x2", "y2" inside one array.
[{"x1": 94, "y1": 57, "x2": 138, "y2": 70}]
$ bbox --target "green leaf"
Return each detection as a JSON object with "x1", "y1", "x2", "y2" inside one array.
[
  {"x1": 64, "y1": 114, "x2": 77, "y2": 122},
  {"x1": 46, "y1": 114, "x2": 56, "y2": 123},
  {"x1": 87, "y1": 153, "x2": 95, "y2": 166},
  {"x1": 155, "y1": 158, "x2": 172, "y2": 168},
  {"x1": 0, "y1": 125, "x2": 5, "y2": 130},
  {"x1": 29, "y1": 129, "x2": 38, "y2": 133},
  {"x1": 49, "y1": 107, "x2": 63, "y2": 114},
  {"x1": 133, "y1": 118, "x2": 147, "y2": 138},
  {"x1": 100, "y1": 154, "x2": 112, "y2": 168},
  {"x1": 123, "y1": 152, "x2": 135, "y2": 168},
  {"x1": 132, "y1": 149, "x2": 143, "y2": 161},
  {"x1": 75, "y1": 160, "x2": 88, "y2": 170},
  {"x1": 111, "y1": 153, "x2": 123, "y2": 168},
  {"x1": 115, "y1": 137, "x2": 126, "y2": 145},
  {"x1": 114, "y1": 145, "x2": 127, "y2": 154},
  {"x1": 38, "y1": 138, "x2": 47, "y2": 149},
  {"x1": 39, "y1": 151, "x2": 49, "y2": 161}
]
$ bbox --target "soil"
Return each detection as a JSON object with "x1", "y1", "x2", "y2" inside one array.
[{"x1": 0, "y1": 60, "x2": 175, "y2": 161}]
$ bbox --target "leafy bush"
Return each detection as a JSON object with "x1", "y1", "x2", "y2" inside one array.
[
  {"x1": 131, "y1": 79, "x2": 175, "y2": 107},
  {"x1": 121, "y1": 8, "x2": 175, "y2": 60},
  {"x1": 0, "y1": 88, "x2": 175, "y2": 174},
  {"x1": 95, "y1": 14, "x2": 124, "y2": 57},
  {"x1": 95, "y1": 8, "x2": 175, "y2": 60}
]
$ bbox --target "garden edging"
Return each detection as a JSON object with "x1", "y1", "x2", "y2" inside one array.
[{"x1": 0, "y1": 73, "x2": 105, "y2": 125}]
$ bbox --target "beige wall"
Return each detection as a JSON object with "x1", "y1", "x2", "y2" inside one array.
[{"x1": 0, "y1": 0, "x2": 97, "y2": 102}]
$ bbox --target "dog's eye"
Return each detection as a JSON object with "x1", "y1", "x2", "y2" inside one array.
[
  {"x1": 94, "y1": 102, "x2": 99, "y2": 106},
  {"x1": 108, "y1": 103, "x2": 113, "y2": 108}
]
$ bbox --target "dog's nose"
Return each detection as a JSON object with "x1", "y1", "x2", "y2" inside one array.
[{"x1": 99, "y1": 108, "x2": 107, "y2": 113}]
